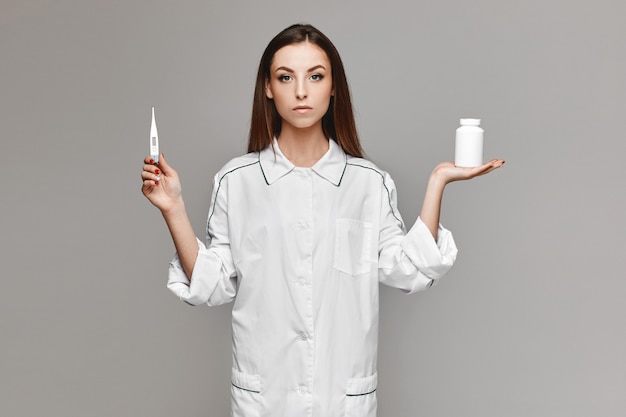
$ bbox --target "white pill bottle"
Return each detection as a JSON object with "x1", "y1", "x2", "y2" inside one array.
[{"x1": 455, "y1": 118, "x2": 484, "y2": 168}]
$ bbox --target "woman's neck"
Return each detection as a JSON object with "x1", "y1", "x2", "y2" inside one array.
[{"x1": 277, "y1": 125, "x2": 329, "y2": 167}]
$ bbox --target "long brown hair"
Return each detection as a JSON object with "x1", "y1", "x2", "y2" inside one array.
[{"x1": 248, "y1": 24, "x2": 363, "y2": 158}]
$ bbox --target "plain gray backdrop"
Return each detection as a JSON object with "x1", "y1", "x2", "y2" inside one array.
[{"x1": 1, "y1": 0, "x2": 625, "y2": 416}]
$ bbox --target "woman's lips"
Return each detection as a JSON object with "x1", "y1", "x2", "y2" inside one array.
[{"x1": 293, "y1": 106, "x2": 312, "y2": 114}]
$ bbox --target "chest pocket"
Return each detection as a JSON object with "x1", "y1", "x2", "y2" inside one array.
[{"x1": 333, "y1": 218, "x2": 374, "y2": 276}]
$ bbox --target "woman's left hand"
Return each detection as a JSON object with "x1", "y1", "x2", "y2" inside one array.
[{"x1": 432, "y1": 159, "x2": 505, "y2": 185}]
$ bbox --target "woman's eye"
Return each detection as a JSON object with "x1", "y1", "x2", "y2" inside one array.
[
  {"x1": 310, "y1": 74, "x2": 323, "y2": 81},
  {"x1": 278, "y1": 75, "x2": 292, "y2": 82}
]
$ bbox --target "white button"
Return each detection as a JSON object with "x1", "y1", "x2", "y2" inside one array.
[
  {"x1": 299, "y1": 332, "x2": 309, "y2": 341},
  {"x1": 297, "y1": 385, "x2": 308, "y2": 395},
  {"x1": 294, "y1": 278, "x2": 311, "y2": 287}
]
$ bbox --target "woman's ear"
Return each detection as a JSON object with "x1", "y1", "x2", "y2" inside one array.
[{"x1": 265, "y1": 78, "x2": 273, "y2": 99}]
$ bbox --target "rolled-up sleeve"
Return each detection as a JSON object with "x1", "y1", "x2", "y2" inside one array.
[
  {"x1": 166, "y1": 173, "x2": 237, "y2": 306},
  {"x1": 400, "y1": 217, "x2": 457, "y2": 286},
  {"x1": 378, "y1": 173, "x2": 458, "y2": 294},
  {"x1": 167, "y1": 239, "x2": 237, "y2": 306}
]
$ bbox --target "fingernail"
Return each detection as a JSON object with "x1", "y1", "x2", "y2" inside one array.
[
  {"x1": 155, "y1": 176, "x2": 161, "y2": 181},
  {"x1": 149, "y1": 158, "x2": 155, "y2": 164},
  {"x1": 155, "y1": 180, "x2": 160, "y2": 185},
  {"x1": 155, "y1": 169, "x2": 160, "y2": 175}
]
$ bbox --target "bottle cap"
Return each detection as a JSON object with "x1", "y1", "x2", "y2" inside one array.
[{"x1": 460, "y1": 118, "x2": 481, "y2": 126}]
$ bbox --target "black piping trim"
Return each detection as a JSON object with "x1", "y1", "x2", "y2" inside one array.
[
  {"x1": 346, "y1": 388, "x2": 377, "y2": 397},
  {"x1": 257, "y1": 152, "x2": 270, "y2": 185},
  {"x1": 231, "y1": 383, "x2": 261, "y2": 394},
  {"x1": 345, "y1": 163, "x2": 404, "y2": 227},
  {"x1": 207, "y1": 160, "x2": 261, "y2": 239},
  {"x1": 335, "y1": 152, "x2": 348, "y2": 186}
]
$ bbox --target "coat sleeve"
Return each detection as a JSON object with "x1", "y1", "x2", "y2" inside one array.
[
  {"x1": 377, "y1": 172, "x2": 458, "y2": 294},
  {"x1": 167, "y1": 173, "x2": 237, "y2": 306}
]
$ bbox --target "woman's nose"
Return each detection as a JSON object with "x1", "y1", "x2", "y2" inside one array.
[{"x1": 295, "y1": 80, "x2": 307, "y2": 99}]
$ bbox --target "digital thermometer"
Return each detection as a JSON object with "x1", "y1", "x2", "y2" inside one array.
[{"x1": 150, "y1": 106, "x2": 159, "y2": 164}]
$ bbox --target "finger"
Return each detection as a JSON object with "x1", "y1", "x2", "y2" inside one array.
[
  {"x1": 144, "y1": 155, "x2": 156, "y2": 165},
  {"x1": 156, "y1": 152, "x2": 175, "y2": 176},
  {"x1": 458, "y1": 162, "x2": 496, "y2": 179},
  {"x1": 476, "y1": 160, "x2": 505, "y2": 176},
  {"x1": 141, "y1": 170, "x2": 161, "y2": 184},
  {"x1": 143, "y1": 164, "x2": 161, "y2": 176},
  {"x1": 141, "y1": 180, "x2": 158, "y2": 196},
  {"x1": 142, "y1": 179, "x2": 160, "y2": 191},
  {"x1": 478, "y1": 166, "x2": 498, "y2": 176},
  {"x1": 486, "y1": 159, "x2": 505, "y2": 171},
  {"x1": 468, "y1": 163, "x2": 494, "y2": 177}
]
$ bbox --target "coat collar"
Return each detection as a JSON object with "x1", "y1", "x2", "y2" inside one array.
[{"x1": 259, "y1": 138, "x2": 347, "y2": 186}]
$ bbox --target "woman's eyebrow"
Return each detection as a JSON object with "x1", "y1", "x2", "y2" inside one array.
[{"x1": 274, "y1": 65, "x2": 327, "y2": 73}]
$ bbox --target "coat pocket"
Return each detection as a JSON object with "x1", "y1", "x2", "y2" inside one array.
[
  {"x1": 231, "y1": 368, "x2": 262, "y2": 417},
  {"x1": 333, "y1": 218, "x2": 374, "y2": 276},
  {"x1": 345, "y1": 373, "x2": 378, "y2": 417}
]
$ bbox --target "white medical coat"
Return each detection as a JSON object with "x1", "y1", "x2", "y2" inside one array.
[{"x1": 168, "y1": 139, "x2": 458, "y2": 417}]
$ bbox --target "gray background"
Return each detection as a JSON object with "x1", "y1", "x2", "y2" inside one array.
[{"x1": 1, "y1": 0, "x2": 624, "y2": 416}]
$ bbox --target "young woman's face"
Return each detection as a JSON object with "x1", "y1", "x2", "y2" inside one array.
[{"x1": 265, "y1": 42, "x2": 333, "y2": 134}]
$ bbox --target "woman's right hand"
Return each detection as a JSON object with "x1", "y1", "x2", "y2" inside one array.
[{"x1": 141, "y1": 153, "x2": 183, "y2": 213}]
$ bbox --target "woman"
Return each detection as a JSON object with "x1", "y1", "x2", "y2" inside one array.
[{"x1": 142, "y1": 23, "x2": 503, "y2": 417}]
